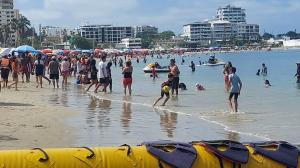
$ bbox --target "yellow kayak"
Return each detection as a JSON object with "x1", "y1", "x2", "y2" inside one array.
[{"x1": 0, "y1": 140, "x2": 298, "y2": 168}]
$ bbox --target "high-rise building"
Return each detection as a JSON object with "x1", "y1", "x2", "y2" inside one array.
[
  {"x1": 183, "y1": 20, "x2": 235, "y2": 45},
  {"x1": 183, "y1": 5, "x2": 260, "y2": 45},
  {"x1": 236, "y1": 23, "x2": 260, "y2": 41},
  {"x1": 77, "y1": 25, "x2": 134, "y2": 44},
  {"x1": 216, "y1": 5, "x2": 246, "y2": 23},
  {"x1": 134, "y1": 25, "x2": 158, "y2": 37},
  {"x1": 0, "y1": 0, "x2": 20, "y2": 46}
]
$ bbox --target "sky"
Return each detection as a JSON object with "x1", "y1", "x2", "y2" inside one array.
[{"x1": 15, "y1": 0, "x2": 300, "y2": 35}]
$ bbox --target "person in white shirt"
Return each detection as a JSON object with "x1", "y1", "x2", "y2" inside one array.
[{"x1": 94, "y1": 56, "x2": 108, "y2": 93}]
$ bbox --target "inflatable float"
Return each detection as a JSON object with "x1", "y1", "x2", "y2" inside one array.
[
  {"x1": 0, "y1": 140, "x2": 299, "y2": 168},
  {"x1": 143, "y1": 63, "x2": 170, "y2": 73}
]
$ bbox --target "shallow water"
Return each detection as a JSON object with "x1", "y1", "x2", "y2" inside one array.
[{"x1": 44, "y1": 49, "x2": 300, "y2": 146}]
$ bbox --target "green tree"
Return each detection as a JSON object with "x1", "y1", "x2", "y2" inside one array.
[
  {"x1": 262, "y1": 32, "x2": 274, "y2": 40},
  {"x1": 285, "y1": 31, "x2": 299, "y2": 39},
  {"x1": 158, "y1": 31, "x2": 175, "y2": 40},
  {"x1": 69, "y1": 35, "x2": 92, "y2": 49},
  {"x1": 11, "y1": 16, "x2": 31, "y2": 46},
  {"x1": 136, "y1": 31, "x2": 157, "y2": 48}
]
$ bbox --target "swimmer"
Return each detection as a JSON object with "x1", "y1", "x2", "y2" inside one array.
[
  {"x1": 256, "y1": 69, "x2": 260, "y2": 76},
  {"x1": 265, "y1": 80, "x2": 271, "y2": 87},
  {"x1": 179, "y1": 83, "x2": 187, "y2": 90},
  {"x1": 153, "y1": 73, "x2": 174, "y2": 106},
  {"x1": 196, "y1": 83, "x2": 205, "y2": 91}
]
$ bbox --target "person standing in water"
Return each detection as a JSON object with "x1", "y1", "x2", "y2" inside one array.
[
  {"x1": 61, "y1": 56, "x2": 71, "y2": 89},
  {"x1": 170, "y1": 59, "x2": 180, "y2": 96},
  {"x1": 122, "y1": 60, "x2": 133, "y2": 96},
  {"x1": 295, "y1": 62, "x2": 300, "y2": 83},
  {"x1": 228, "y1": 67, "x2": 242, "y2": 112},
  {"x1": 261, "y1": 63, "x2": 268, "y2": 76},
  {"x1": 48, "y1": 56, "x2": 61, "y2": 88},
  {"x1": 190, "y1": 61, "x2": 195, "y2": 72},
  {"x1": 94, "y1": 56, "x2": 108, "y2": 93}
]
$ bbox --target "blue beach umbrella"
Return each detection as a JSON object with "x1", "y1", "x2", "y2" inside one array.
[{"x1": 15, "y1": 45, "x2": 37, "y2": 53}]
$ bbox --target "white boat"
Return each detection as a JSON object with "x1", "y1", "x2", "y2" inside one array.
[
  {"x1": 143, "y1": 64, "x2": 170, "y2": 73},
  {"x1": 202, "y1": 56, "x2": 226, "y2": 66}
]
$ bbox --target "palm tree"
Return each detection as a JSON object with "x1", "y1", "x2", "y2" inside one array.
[
  {"x1": 11, "y1": 16, "x2": 31, "y2": 46},
  {"x1": 0, "y1": 23, "x2": 14, "y2": 47}
]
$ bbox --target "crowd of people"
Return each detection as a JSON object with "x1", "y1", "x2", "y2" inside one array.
[{"x1": 1, "y1": 50, "x2": 299, "y2": 113}]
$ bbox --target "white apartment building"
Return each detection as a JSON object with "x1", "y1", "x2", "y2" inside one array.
[
  {"x1": 41, "y1": 26, "x2": 70, "y2": 38},
  {"x1": 77, "y1": 25, "x2": 134, "y2": 44},
  {"x1": 0, "y1": 0, "x2": 20, "y2": 45},
  {"x1": 120, "y1": 38, "x2": 142, "y2": 49},
  {"x1": 183, "y1": 20, "x2": 235, "y2": 45},
  {"x1": 236, "y1": 23, "x2": 260, "y2": 41},
  {"x1": 210, "y1": 20, "x2": 235, "y2": 42},
  {"x1": 216, "y1": 5, "x2": 246, "y2": 23},
  {"x1": 134, "y1": 25, "x2": 158, "y2": 37},
  {"x1": 183, "y1": 5, "x2": 260, "y2": 45}
]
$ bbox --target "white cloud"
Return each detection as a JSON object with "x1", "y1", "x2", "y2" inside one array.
[{"x1": 17, "y1": 0, "x2": 300, "y2": 34}]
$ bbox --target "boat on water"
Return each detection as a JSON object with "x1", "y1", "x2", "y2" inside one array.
[
  {"x1": 143, "y1": 63, "x2": 170, "y2": 73},
  {"x1": 202, "y1": 55, "x2": 226, "y2": 66},
  {"x1": 0, "y1": 140, "x2": 298, "y2": 168}
]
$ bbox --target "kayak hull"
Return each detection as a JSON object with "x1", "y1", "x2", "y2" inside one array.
[{"x1": 0, "y1": 142, "x2": 298, "y2": 168}]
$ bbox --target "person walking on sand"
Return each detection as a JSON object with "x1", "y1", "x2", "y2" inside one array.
[
  {"x1": 8, "y1": 54, "x2": 19, "y2": 91},
  {"x1": 61, "y1": 56, "x2": 71, "y2": 89},
  {"x1": 122, "y1": 60, "x2": 133, "y2": 96},
  {"x1": 169, "y1": 59, "x2": 180, "y2": 96},
  {"x1": 0, "y1": 55, "x2": 10, "y2": 88},
  {"x1": 34, "y1": 54, "x2": 45, "y2": 88},
  {"x1": 48, "y1": 56, "x2": 61, "y2": 88},
  {"x1": 94, "y1": 56, "x2": 108, "y2": 93},
  {"x1": 228, "y1": 67, "x2": 242, "y2": 112}
]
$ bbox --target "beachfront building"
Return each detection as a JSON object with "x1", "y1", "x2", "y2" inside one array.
[
  {"x1": 216, "y1": 5, "x2": 246, "y2": 23},
  {"x1": 0, "y1": 0, "x2": 20, "y2": 46},
  {"x1": 183, "y1": 4, "x2": 260, "y2": 46},
  {"x1": 77, "y1": 25, "x2": 134, "y2": 44},
  {"x1": 134, "y1": 25, "x2": 158, "y2": 37},
  {"x1": 183, "y1": 20, "x2": 235, "y2": 45},
  {"x1": 236, "y1": 23, "x2": 260, "y2": 41},
  {"x1": 117, "y1": 38, "x2": 142, "y2": 49}
]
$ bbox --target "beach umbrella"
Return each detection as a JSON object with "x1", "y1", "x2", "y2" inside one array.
[
  {"x1": 0, "y1": 48, "x2": 11, "y2": 56},
  {"x1": 42, "y1": 48, "x2": 53, "y2": 54},
  {"x1": 15, "y1": 45, "x2": 37, "y2": 53},
  {"x1": 63, "y1": 49, "x2": 71, "y2": 55}
]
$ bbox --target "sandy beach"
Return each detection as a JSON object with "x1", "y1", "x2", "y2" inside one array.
[{"x1": 0, "y1": 82, "x2": 75, "y2": 149}]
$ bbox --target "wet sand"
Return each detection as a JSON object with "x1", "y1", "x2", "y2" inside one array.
[{"x1": 0, "y1": 82, "x2": 75, "y2": 149}]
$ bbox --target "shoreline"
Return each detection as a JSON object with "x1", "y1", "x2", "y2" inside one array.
[{"x1": 0, "y1": 81, "x2": 76, "y2": 149}]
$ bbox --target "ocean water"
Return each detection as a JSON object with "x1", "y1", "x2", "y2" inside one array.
[{"x1": 45, "y1": 49, "x2": 300, "y2": 146}]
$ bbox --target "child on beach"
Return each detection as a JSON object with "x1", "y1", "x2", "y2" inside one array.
[
  {"x1": 153, "y1": 73, "x2": 174, "y2": 106},
  {"x1": 196, "y1": 83, "x2": 205, "y2": 91}
]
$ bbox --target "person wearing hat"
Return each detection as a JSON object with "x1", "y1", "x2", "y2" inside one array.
[
  {"x1": 0, "y1": 55, "x2": 11, "y2": 88},
  {"x1": 295, "y1": 62, "x2": 300, "y2": 83},
  {"x1": 48, "y1": 56, "x2": 61, "y2": 88}
]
